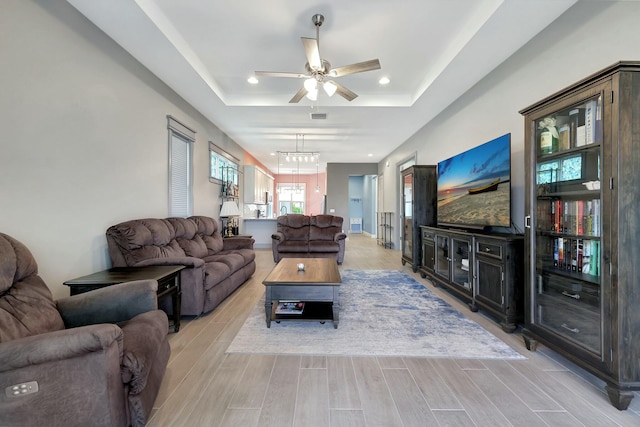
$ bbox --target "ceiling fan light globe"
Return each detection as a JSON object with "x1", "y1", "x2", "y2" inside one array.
[
  {"x1": 323, "y1": 81, "x2": 337, "y2": 97},
  {"x1": 304, "y1": 78, "x2": 318, "y2": 92},
  {"x1": 306, "y1": 88, "x2": 318, "y2": 101}
]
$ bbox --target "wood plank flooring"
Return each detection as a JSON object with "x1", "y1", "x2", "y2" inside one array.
[{"x1": 147, "y1": 234, "x2": 640, "y2": 427}]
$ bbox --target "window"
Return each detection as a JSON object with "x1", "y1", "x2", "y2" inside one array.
[
  {"x1": 168, "y1": 116, "x2": 195, "y2": 217},
  {"x1": 209, "y1": 142, "x2": 239, "y2": 184},
  {"x1": 277, "y1": 183, "x2": 306, "y2": 214}
]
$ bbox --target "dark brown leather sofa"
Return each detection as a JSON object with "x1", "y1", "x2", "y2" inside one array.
[{"x1": 271, "y1": 214, "x2": 347, "y2": 264}]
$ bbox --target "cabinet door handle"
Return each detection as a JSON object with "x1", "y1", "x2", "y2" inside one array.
[
  {"x1": 561, "y1": 323, "x2": 580, "y2": 334},
  {"x1": 525, "y1": 215, "x2": 531, "y2": 229},
  {"x1": 562, "y1": 291, "x2": 580, "y2": 300}
]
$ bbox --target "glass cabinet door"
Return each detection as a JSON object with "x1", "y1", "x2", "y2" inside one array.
[
  {"x1": 435, "y1": 235, "x2": 450, "y2": 279},
  {"x1": 451, "y1": 237, "x2": 471, "y2": 290},
  {"x1": 532, "y1": 93, "x2": 603, "y2": 355},
  {"x1": 403, "y1": 173, "x2": 413, "y2": 258}
]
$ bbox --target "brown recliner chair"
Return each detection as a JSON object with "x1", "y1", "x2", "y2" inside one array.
[{"x1": 0, "y1": 233, "x2": 170, "y2": 427}]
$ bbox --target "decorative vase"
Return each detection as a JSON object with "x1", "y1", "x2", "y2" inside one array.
[{"x1": 539, "y1": 117, "x2": 559, "y2": 154}]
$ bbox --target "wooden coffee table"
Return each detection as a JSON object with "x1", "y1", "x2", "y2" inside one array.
[{"x1": 263, "y1": 258, "x2": 341, "y2": 329}]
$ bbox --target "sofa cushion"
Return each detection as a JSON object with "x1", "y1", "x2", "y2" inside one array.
[
  {"x1": 277, "y1": 241, "x2": 310, "y2": 253},
  {"x1": 205, "y1": 253, "x2": 246, "y2": 272},
  {"x1": 278, "y1": 214, "x2": 310, "y2": 242},
  {"x1": 308, "y1": 241, "x2": 340, "y2": 253},
  {"x1": 203, "y1": 262, "x2": 231, "y2": 290},
  {"x1": 128, "y1": 240, "x2": 186, "y2": 264},
  {"x1": 107, "y1": 219, "x2": 187, "y2": 265},
  {"x1": 167, "y1": 217, "x2": 197, "y2": 240},
  {"x1": 0, "y1": 234, "x2": 65, "y2": 343},
  {"x1": 176, "y1": 233, "x2": 208, "y2": 259},
  {"x1": 309, "y1": 215, "x2": 343, "y2": 241},
  {"x1": 191, "y1": 216, "x2": 224, "y2": 254},
  {"x1": 225, "y1": 248, "x2": 256, "y2": 265}
]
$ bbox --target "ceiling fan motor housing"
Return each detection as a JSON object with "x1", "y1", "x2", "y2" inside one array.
[{"x1": 312, "y1": 14, "x2": 324, "y2": 27}]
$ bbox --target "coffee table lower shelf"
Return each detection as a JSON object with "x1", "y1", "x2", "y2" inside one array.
[{"x1": 270, "y1": 301, "x2": 335, "y2": 327}]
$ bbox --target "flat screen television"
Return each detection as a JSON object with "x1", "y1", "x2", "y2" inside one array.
[{"x1": 437, "y1": 133, "x2": 511, "y2": 229}]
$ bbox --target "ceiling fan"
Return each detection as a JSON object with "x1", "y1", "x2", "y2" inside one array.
[{"x1": 255, "y1": 14, "x2": 381, "y2": 103}]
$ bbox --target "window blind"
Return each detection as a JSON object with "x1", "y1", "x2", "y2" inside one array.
[{"x1": 168, "y1": 116, "x2": 195, "y2": 217}]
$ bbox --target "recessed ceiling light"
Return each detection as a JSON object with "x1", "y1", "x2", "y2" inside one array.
[
  {"x1": 367, "y1": 153, "x2": 373, "y2": 157},
  {"x1": 270, "y1": 152, "x2": 276, "y2": 156},
  {"x1": 379, "y1": 77, "x2": 390, "y2": 85},
  {"x1": 247, "y1": 76, "x2": 259, "y2": 84}
]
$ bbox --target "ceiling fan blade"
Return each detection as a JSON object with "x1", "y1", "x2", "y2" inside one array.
[
  {"x1": 333, "y1": 81, "x2": 358, "y2": 101},
  {"x1": 329, "y1": 59, "x2": 381, "y2": 77},
  {"x1": 289, "y1": 86, "x2": 308, "y2": 103},
  {"x1": 255, "y1": 71, "x2": 307, "y2": 78},
  {"x1": 301, "y1": 37, "x2": 322, "y2": 71}
]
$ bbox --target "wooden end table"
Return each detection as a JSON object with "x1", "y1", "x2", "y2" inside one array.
[
  {"x1": 64, "y1": 265, "x2": 184, "y2": 332},
  {"x1": 262, "y1": 258, "x2": 342, "y2": 329}
]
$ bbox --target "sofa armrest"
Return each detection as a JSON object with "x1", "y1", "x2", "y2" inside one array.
[
  {"x1": 271, "y1": 232, "x2": 285, "y2": 241},
  {"x1": 57, "y1": 280, "x2": 158, "y2": 328},
  {"x1": 222, "y1": 237, "x2": 255, "y2": 251},
  {"x1": 0, "y1": 324, "x2": 122, "y2": 373},
  {"x1": 334, "y1": 232, "x2": 347, "y2": 242},
  {"x1": 133, "y1": 256, "x2": 204, "y2": 269}
]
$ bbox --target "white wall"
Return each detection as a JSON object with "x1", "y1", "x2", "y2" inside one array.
[
  {"x1": 379, "y1": 1, "x2": 640, "y2": 249},
  {"x1": 0, "y1": 0, "x2": 244, "y2": 298}
]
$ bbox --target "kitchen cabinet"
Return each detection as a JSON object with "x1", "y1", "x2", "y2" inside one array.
[{"x1": 244, "y1": 165, "x2": 274, "y2": 204}]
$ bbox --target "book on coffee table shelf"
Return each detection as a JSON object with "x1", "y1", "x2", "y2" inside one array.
[{"x1": 275, "y1": 301, "x2": 305, "y2": 315}]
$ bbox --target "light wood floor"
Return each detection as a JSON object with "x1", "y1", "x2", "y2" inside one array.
[{"x1": 147, "y1": 234, "x2": 640, "y2": 427}]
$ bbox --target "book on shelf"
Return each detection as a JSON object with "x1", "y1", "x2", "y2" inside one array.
[
  {"x1": 275, "y1": 301, "x2": 305, "y2": 315},
  {"x1": 584, "y1": 99, "x2": 597, "y2": 145},
  {"x1": 551, "y1": 237, "x2": 600, "y2": 276},
  {"x1": 580, "y1": 239, "x2": 601, "y2": 277},
  {"x1": 569, "y1": 107, "x2": 585, "y2": 148},
  {"x1": 559, "y1": 198, "x2": 601, "y2": 237}
]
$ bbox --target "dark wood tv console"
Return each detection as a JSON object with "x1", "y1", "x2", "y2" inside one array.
[{"x1": 419, "y1": 226, "x2": 524, "y2": 332}]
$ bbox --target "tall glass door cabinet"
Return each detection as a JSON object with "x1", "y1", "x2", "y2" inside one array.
[
  {"x1": 520, "y1": 62, "x2": 640, "y2": 410},
  {"x1": 400, "y1": 165, "x2": 437, "y2": 272}
]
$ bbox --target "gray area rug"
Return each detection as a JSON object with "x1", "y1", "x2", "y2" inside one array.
[{"x1": 227, "y1": 270, "x2": 525, "y2": 359}]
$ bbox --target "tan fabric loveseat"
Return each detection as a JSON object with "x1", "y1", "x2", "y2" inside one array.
[{"x1": 271, "y1": 214, "x2": 347, "y2": 264}]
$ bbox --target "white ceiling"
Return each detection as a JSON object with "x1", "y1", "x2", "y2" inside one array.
[{"x1": 67, "y1": 0, "x2": 576, "y2": 174}]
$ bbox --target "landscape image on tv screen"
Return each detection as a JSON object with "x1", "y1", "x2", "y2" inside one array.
[{"x1": 437, "y1": 133, "x2": 511, "y2": 228}]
